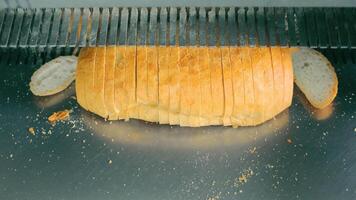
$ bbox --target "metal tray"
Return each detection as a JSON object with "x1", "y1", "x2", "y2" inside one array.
[{"x1": 0, "y1": 47, "x2": 356, "y2": 200}]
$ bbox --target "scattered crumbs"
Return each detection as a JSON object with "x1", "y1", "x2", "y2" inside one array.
[
  {"x1": 248, "y1": 147, "x2": 257, "y2": 154},
  {"x1": 48, "y1": 109, "x2": 71, "y2": 123},
  {"x1": 28, "y1": 127, "x2": 35, "y2": 135},
  {"x1": 287, "y1": 139, "x2": 293, "y2": 144},
  {"x1": 234, "y1": 169, "x2": 254, "y2": 186},
  {"x1": 108, "y1": 160, "x2": 113, "y2": 165},
  {"x1": 9, "y1": 154, "x2": 13, "y2": 158}
]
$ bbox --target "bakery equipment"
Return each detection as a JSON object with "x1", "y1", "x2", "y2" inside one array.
[{"x1": 0, "y1": 1, "x2": 356, "y2": 200}]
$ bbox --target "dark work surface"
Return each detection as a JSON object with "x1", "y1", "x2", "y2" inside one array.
[{"x1": 0, "y1": 48, "x2": 356, "y2": 200}]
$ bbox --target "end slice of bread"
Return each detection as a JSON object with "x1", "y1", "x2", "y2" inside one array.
[
  {"x1": 30, "y1": 56, "x2": 77, "y2": 96},
  {"x1": 292, "y1": 48, "x2": 338, "y2": 109}
]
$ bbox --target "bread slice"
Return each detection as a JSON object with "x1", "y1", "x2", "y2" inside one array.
[
  {"x1": 158, "y1": 46, "x2": 170, "y2": 124},
  {"x1": 188, "y1": 47, "x2": 201, "y2": 127},
  {"x1": 249, "y1": 48, "x2": 265, "y2": 125},
  {"x1": 84, "y1": 48, "x2": 97, "y2": 114},
  {"x1": 125, "y1": 46, "x2": 138, "y2": 119},
  {"x1": 292, "y1": 47, "x2": 338, "y2": 109},
  {"x1": 262, "y1": 47, "x2": 275, "y2": 121},
  {"x1": 169, "y1": 46, "x2": 180, "y2": 125},
  {"x1": 146, "y1": 46, "x2": 159, "y2": 121},
  {"x1": 221, "y1": 46, "x2": 233, "y2": 126},
  {"x1": 242, "y1": 48, "x2": 255, "y2": 125},
  {"x1": 230, "y1": 47, "x2": 245, "y2": 126},
  {"x1": 270, "y1": 47, "x2": 285, "y2": 114},
  {"x1": 197, "y1": 47, "x2": 212, "y2": 126},
  {"x1": 281, "y1": 48, "x2": 295, "y2": 108},
  {"x1": 93, "y1": 47, "x2": 108, "y2": 118},
  {"x1": 76, "y1": 50, "x2": 89, "y2": 109},
  {"x1": 178, "y1": 47, "x2": 191, "y2": 126},
  {"x1": 115, "y1": 46, "x2": 127, "y2": 119},
  {"x1": 136, "y1": 46, "x2": 148, "y2": 120},
  {"x1": 208, "y1": 47, "x2": 224, "y2": 125},
  {"x1": 30, "y1": 56, "x2": 77, "y2": 96},
  {"x1": 104, "y1": 46, "x2": 118, "y2": 120}
]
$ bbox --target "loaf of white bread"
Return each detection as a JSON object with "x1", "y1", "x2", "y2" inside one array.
[{"x1": 76, "y1": 46, "x2": 300, "y2": 127}]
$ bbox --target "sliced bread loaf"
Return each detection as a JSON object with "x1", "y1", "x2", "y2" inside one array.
[{"x1": 292, "y1": 48, "x2": 338, "y2": 109}]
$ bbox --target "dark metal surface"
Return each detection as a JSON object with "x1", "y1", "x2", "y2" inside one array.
[
  {"x1": 0, "y1": 7, "x2": 356, "y2": 48},
  {"x1": 0, "y1": 48, "x2": 356, "y2": 200}
]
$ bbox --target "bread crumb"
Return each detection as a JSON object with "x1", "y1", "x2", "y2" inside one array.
[
  {"x1": 235, "y1": 169, "x2": 254, "y2": 186},
  {"x1": 238, "y1": 174, "x2": 247, "y2": 183},
  {"x1": 249, "y1": 147, "x2": 257, "y2": 154},
  {"x1": 28, "y1": 127, "x2": 35, "y2": 135},
  {"x1": 108, "y1": 160, "x2": 113, "y2": 164},
  {"x1": 48, "y1": 109, "x2": 70, "y2": 123},
  {"x1": 354, "y1": 128, "x2": 356, "y2": 132},
  {"x1": 287, "y1": 139, "x2": 293, "y2": 144}
]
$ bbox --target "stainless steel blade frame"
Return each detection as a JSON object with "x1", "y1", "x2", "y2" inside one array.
[
  {"x1": 1, "y1": 0, "x2": 356, "y2": 8},
  {"x1": 0, "y1": 7, "x2": 355, "y2": 48}
]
